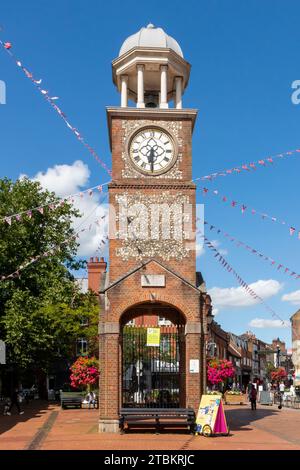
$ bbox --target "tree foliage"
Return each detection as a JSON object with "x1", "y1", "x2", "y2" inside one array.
[{"x1": 0, "y1": 177, "x2": 98, "y2": 372}]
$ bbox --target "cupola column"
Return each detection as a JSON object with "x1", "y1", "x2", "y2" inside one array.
[
  {"x1": 160, "y1": 65, "x2": 168, "y2": 109},
  {"x1": 120, "y1": 75, "x2": 128, "y2": 107},
  {"x1": 175, "y1": 76, "x2": 183, "y2": 109},
  {"x1": 137, "y1": 65, "x2": 145, "y2": 108}
]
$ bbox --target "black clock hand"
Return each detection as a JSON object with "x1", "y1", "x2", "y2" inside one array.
[{"x1": 148, "y1": 147, "x2": 156, "y2": 172}]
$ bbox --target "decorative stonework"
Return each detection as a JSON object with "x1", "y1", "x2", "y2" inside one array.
[
  {"x1": 121, "y1": 120, "x2": 183, "y2": 179},
  {"x1": 115, "y1": 192, "x2": 192, "y2": 261}
]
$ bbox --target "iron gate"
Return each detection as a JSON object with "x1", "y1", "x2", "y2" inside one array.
[{"x1": 122, "y1": 324, "x2": 185, "y2": 408}]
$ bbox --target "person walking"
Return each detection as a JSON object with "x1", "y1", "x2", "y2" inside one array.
[
  {"x1": 250, "y1": 384, "x2": 257, "y2": 410},
  {"x1": 6, "y1": 388, "x2": 24, "y2": 415}
]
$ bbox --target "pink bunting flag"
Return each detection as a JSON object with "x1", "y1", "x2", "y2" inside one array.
[
  {"x1": 231, "y1": 201, "x2": 237, "y2": 207},
  {"x1": 15, "y1": 214, "x2": 22, "y2": 221},
  {"x1": 249, "y1": 163, "x2": 256, "y2": 169},
  {"x1": 97, "y1": 186, "x2": 103, "y2": 192},
  {"x1": 37, "y1": 207, "x2": 44, "y2": 215},
  {"x1": 4, "y1": 42, "x2": 12, "y2": 49},
  {"x1": 242, "y1": 165, "x2": 250, "y2": 171},
  {"x1": 290, "y1": 227, "x2": 296, "y2": 236},
  {"x1": 202, "y1": 188, "x2": 209, "y2": 195},
  {"x1": 241, "y1": 205, "x2": 247, "y2": 214},
  {"x1": 222, "y1": 196, "x2": 227, "y2": 202},
  {"x1": 4, "y1": 217, "x2": 12, "y2": 225}
]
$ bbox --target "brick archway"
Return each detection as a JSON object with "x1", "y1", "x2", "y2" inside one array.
[{"x1": 114, "y1": 292, "x2": 196, "y2": 324}]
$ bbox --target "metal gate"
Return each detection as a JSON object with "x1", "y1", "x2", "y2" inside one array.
[{"x1": 122, "y1": 324, "x2": 185, "y2": 408}]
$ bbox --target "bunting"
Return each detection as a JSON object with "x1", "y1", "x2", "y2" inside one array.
[
  {"x1": 200, "y1": 232, "x2": 294, "y2": 334},
  {"x1": 199, "y1": 185, "x2": 299, "y2": 239},
  {"x1": 0, "y1": 214, "x2": 108, "y2": 282},
  {"x1": 201, "y1": 219, "x2": 300, "y2": 280},
  {"x1": 0, "y1": 38, "x2": 112, "y2": 176},
  {"x1": 1, "y1": 183, "x2": 109, "y2": 226},
  {"x1": 193, "y1": 148, "x2": 300, "y2": 183}
]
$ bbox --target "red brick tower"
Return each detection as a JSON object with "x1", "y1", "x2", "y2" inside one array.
[{"x1": 99, "y1": 24, "x2": 211, "y2": 432}]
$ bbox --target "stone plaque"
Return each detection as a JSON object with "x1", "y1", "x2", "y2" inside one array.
[{"x1": 141, "y1": 274, "x2": 165, "y2": 287}]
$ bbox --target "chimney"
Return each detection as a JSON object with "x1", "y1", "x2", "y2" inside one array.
[{"x1": 87, "y1": 256, "x2": 107, "y2": 294}]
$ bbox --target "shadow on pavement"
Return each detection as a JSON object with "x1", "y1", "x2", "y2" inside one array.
[
  {"x1": 0, "y1": 400, "x2": 57, "y2": 435},
  {"x1": 225, "y1": 405, "x2": 280, "y2": 432}
]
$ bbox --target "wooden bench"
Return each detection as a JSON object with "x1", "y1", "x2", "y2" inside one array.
[
  {"x1": 119, "y1": 408, "x2": 195, "y2": 433},
  {"x1": 61, "y1": 396, "x2": 82, "y2": 409}
]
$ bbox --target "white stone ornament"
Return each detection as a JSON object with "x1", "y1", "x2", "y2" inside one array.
[{"x1": 129, "y1": 128, "x2": 176, "y2": 175}]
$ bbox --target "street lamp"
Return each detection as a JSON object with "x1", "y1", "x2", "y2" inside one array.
[
  {"x1": 206, "y1": 309, "x2": 214, "y2": 327},
  {"x1": 276, "y1": 344, "x2": 281, "y2": 368}
]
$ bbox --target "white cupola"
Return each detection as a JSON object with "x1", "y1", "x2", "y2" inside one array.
[{"x1": 112, "y1": 24, "x2": 191, "y2": 109}]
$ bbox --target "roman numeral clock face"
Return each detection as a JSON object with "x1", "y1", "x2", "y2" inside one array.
[{"x1": 129, "y1": 128, "x2": 176, "y2": 175}]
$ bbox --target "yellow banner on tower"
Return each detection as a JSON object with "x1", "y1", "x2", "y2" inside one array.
[{"x1": 146, "y1": 328, "x2": 160, "y2": 347}]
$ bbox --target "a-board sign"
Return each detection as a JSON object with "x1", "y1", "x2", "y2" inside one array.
[
  {"x1": 195, "y1": 394, "x2": 228, "y2": 436},
  {"x1": 146, "y1": 328, "x2": 160, "y2": 347}
]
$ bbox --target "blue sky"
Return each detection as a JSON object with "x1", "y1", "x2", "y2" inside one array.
[{"x1": 1, "y1": 0, "x2": 300, "y2": 347}]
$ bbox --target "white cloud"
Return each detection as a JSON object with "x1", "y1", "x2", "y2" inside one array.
[
  {"x1": 209, "y1": 279, "x2": 283, "y2": 310},
  {"x1": 282, "y1": 290, "x2": 300, "y2": 306},
  {"x1": 22, "y1": 160, "x2": 108, "y2": 258},
  {"x1": 32, "y1": 160, "x2": 90, "y2": 197},
  {"x1": 249, "y1": 318, "x2": 290, "y2": 329}
]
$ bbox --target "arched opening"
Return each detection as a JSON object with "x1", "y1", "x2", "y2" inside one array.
[{"x1": 120, "y1": 301, "x2": 186, "y2": 408}]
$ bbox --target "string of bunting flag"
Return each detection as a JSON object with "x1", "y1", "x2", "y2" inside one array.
[
  {"x1": 0, "y1": 38, "x2": 112, "y2": 176},
  {"x1": 200, "y1": 232, "x2": 293, "y2": 333},
  {"x1": 201, "y1": 219, "x2": 300, "y2": 280},
  {"x1": 193, "y1": 147, "x2": 300, "y2": 182},
  {"x1": 0, "y1": 213, "x2": 108, "y2": 282},
  {"x1": 1, "y1": 39, "x2": 300, "y2": 185},
  {"x1": 199, "y1": 185, "x2": 299, "y2": 239},
  {"x1": 1, "y1": 182, "x2": 109, "y2": 226}
]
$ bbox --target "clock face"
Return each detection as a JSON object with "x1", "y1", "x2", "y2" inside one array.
[{"x1": 129, "y1": 128, "x2": 176, "y2": 175}]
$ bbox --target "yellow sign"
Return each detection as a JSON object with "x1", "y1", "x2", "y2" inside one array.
[
  {"x1": 146, "y1": 328, "x2": 160, "y2": 347},
  {"x1": 195, "y1": 394, "x2": 228, "y2": 436}
]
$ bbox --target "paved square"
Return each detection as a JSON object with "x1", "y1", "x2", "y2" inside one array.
[{"x1": 1, "y1": 401, "x2": 300, "y2": 450}]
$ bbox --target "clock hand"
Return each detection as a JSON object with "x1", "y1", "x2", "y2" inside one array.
[{"x1": 148, "y1": 147, "x2": 156, "y2": 172}]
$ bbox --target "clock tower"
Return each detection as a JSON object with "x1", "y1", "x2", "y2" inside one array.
[{"x1": 99, "y1": 24, "x2": 212, "y2": 433}]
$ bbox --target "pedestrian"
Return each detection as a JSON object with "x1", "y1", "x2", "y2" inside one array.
[
  {"x1": 88, "y1": 391, "x2": 96, "y2": 409},
  {"x1": 249, "y1": 384, "x2": 257, "y2": 410},
  {"x1": 6, "y1": 388, "x2": 24, "y2": 415},
  {"x1": 279, "y1": 381, "x2": 285, "y2": 393}
]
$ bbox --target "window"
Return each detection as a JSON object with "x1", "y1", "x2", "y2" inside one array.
[{"x1": 76, "y1": 338, "x2": 88, "y2": 356}]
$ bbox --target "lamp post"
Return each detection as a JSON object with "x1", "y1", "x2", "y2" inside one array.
[{"x1": 276, "y1": 344, "x2": 281, "y2": 368}]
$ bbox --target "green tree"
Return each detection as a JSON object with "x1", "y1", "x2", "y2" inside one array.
[{"x1": 0, "y1": 177, "x2": 99, "y2": 387}]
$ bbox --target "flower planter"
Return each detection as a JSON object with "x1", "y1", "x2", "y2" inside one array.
[{"x1": 224, "y1": 392, "x2": 247, "y2": 405}]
